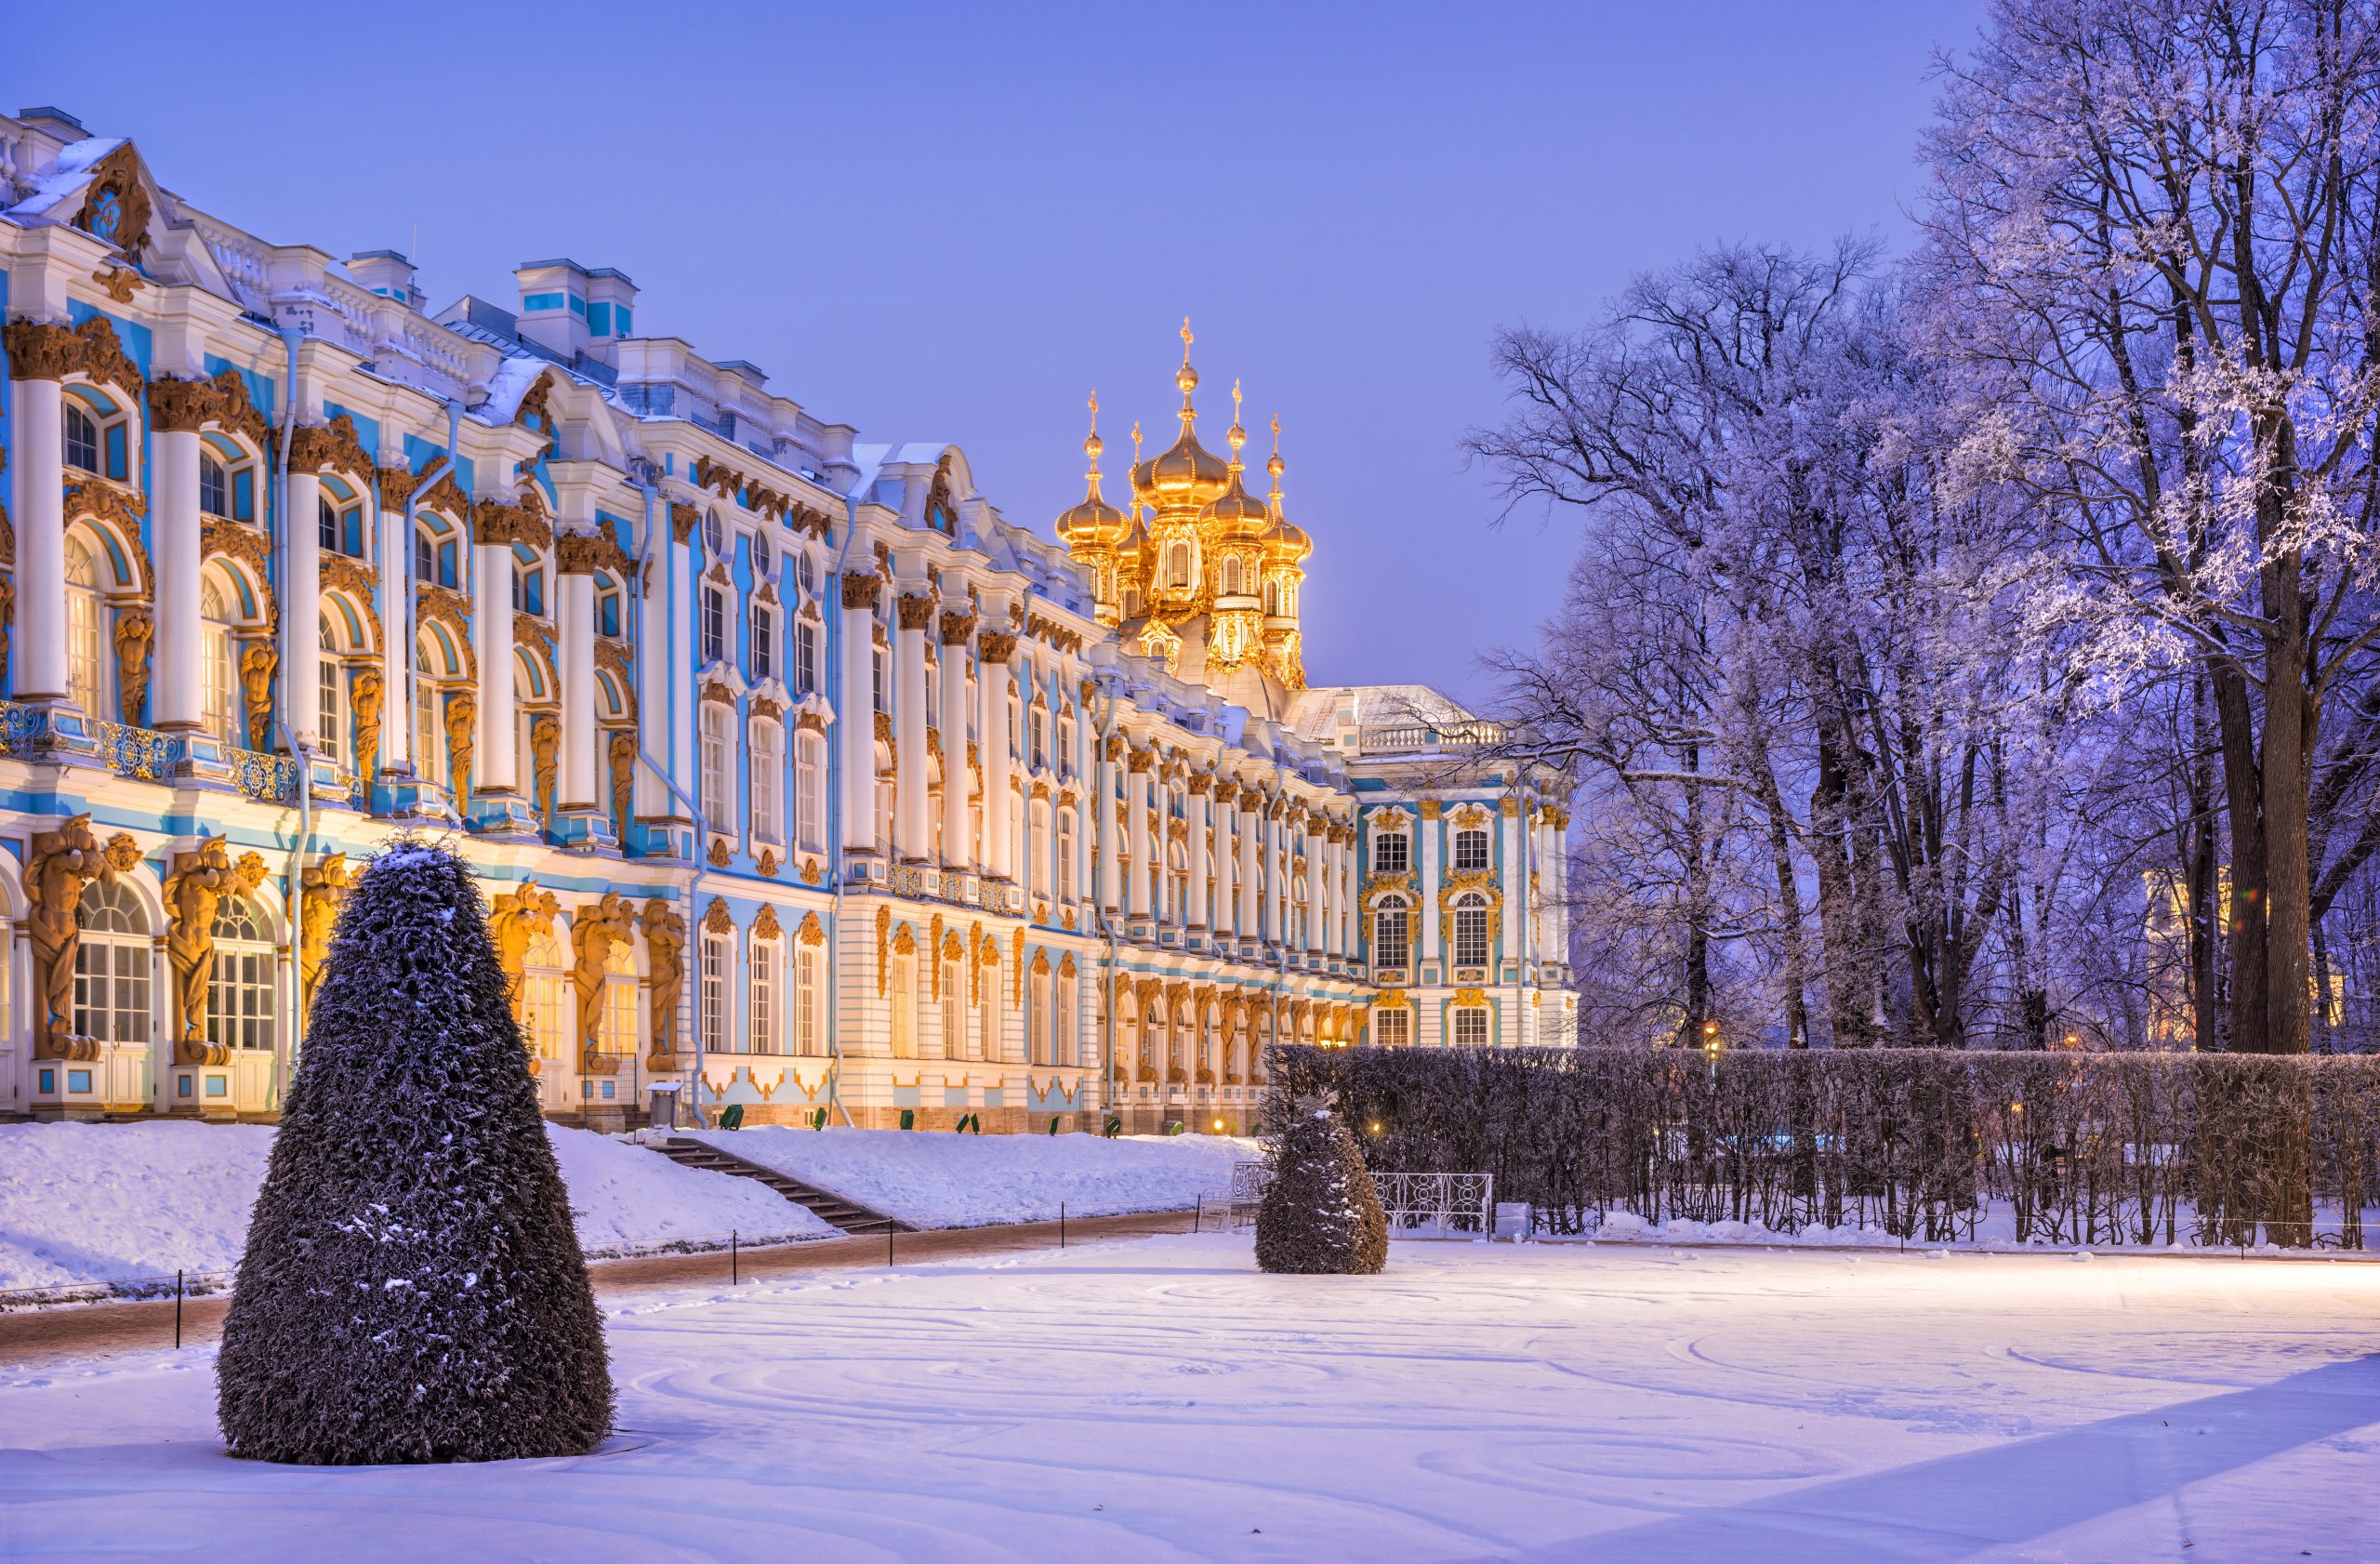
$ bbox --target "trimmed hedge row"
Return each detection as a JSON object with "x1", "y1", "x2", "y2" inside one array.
[{"x1": 1264, "y1": 1045, "x2": 2380, "y2": 1249}]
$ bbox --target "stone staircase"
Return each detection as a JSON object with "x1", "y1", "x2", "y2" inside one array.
[{"x1": 651, "y1": 1136, "x2": 912, "y2": 1237}]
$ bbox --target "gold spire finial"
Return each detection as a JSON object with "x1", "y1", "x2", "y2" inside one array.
[
  {"x1": 1227, "y1": 378, "x2": 1248, "y2": 458},
  {"x1": 1085, "y1": 391, "x2": 1103, "y2": 463},
  {"x1": 1267, "y1": 413, "x2": 1285, "y2": 502},
  {"x1": 1181, "y1": 316, "x2": 1194, "y2": 364},
  {"x1": 1175, "y1": 317, "x2": 1199, "y2": 416}
]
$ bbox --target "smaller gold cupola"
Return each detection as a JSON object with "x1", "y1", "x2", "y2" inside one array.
[
  {"x1": 1130, "y1": 319, "x2": 1233, "y2": 511},
  {"x1": 1201, "y1": 378, "x2": 1274, "y2": 539},
  {"x1": 1054, "y1": 391, "x2": 1130, "y2": 550}
]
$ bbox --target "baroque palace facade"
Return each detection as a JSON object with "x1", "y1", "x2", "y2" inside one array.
[{"x1": 0, "y1": 107, "x2": 1575, "y2": 1132}]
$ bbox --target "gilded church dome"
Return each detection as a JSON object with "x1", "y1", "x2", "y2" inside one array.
[
  {"x1": 1130, "y1": 327, "x2": 1233, "y2": 510},
  {"x1": 1200, "y1": 389, "x2": 1273, "y2": 537},
  {"x1": 1053, "y1": 394, "x2": 1131, "y2": 549},
  {"x1": 1260, "y1": 423, "x2": 1310, "y2": 563}
]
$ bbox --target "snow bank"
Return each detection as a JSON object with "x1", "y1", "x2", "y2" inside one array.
[
  {"x1": 685, "y1": 1126, "x2": 1257, "y2": 1228},
  {"x1": 0, "y1": 1120, "x2": 832, "y2": 1296},
  {"x1": 1570, "y1": 1201, "x2": 2302, "y2": 1254}
]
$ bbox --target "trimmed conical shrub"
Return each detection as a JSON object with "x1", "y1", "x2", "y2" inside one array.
[
  {"x1": 218, "y1": 839, "x2": 613, "y2": 1464},
  {"x1": 1255, "y1": 1093, "x2": 1388, "y2": 1275}
]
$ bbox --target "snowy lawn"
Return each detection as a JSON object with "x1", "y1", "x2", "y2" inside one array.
[
  {"x1": 685, "y1": 1124, "x2": 1258, "y2": 1227},
  {"x1": 0, "y1": 1120, "x2": 833, "y2": 1296},
  {"x1": 2, "y1": 1239, "x2": 2374, "y2": 1560}
]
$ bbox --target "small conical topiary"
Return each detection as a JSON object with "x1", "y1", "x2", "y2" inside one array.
[
  {"x1": 218, "y1": 838, "x2": 613, "y2": 1464},
  {"x1": 1255, "y1": 1092, "x2": 1388, "y2": 1275}
]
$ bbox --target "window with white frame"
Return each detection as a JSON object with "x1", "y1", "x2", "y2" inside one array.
[
  {"x1": 415, "y1": 676, "x2": 445, "y2": 786},
  {"x1": 794, "y1": 618, "x2": 819, "y2": 694},
  {"x1": 73, "y1": 881, "x2": 149, "y2": 1046},
  {"x1": 1373, "y1": 1006, "x2": 1411, "y2": 1047},
  {"x1": 522, "y1": 965, "x2": 569, "y2": 1063},
  {"x1": 796, "y1": 942, "x2": 824, "y2": 1055},
  {"x1": 65, "y1": 402, "x2": 101, "y2": 472},
  {"x1": 1453, "y1": 893, "x2": 1492, "y2": 968},
  {"x1": 890, "y1": 949, "x2": 917, "y2": 1057},
  {"x1": 750, "y1": 937, "x2": 780, "y2": 1054},
  {"x1": 795, "y1": 733, "x2": 825, "y2": 851},
  {"x1": 206, "y1": 896, "x2": 276, "y2": 1054},
  {"x1": 1454, "y1": 827, "x2": 1491, "y2": 873},
  {"x1": 318, "y1": 496, "x2": 338, "y2": 553},
  {"x1": 701, "y1": 583, "x2": 728, "y2": 666},
  {"x1": 1372, "y1": 828, "x2": 1409, "y2": 874},
  {"x1": 978, "y1": 981, "x2": 999, "y2": 1064},
  {"x1": 1059, "y1": 971, "x2": 1078, "y2": 1067},
  {"x1": 200, "y1": 455, "x2": 229, "y2": 518},
  {"x1": 702, "y1": 931, "x2": 732, "y2": 1054},
  {"x1": 64, "y1": 536, "x2": 109, "y2": 718},
  {"x1": 750, "y1": 720, "x2": 783, "y2": 842},
  {"x1": 1029, "y1": 802, "x2": 1051, "y2": 897},
  {"x1": 1029, "y1": 964, "x2": 1052, "y2": 1066},
  {"x1": 317, "y1": 619, "x2": 343, "y2": 767},
  {"x1": 1452, "y1": 1006, "x2": 1491, "y2": 1048},
  {"x1": 941, "y1": 956, "x2": 963, "y2": 1060},
  {"x1": 1057, "y1": 810, "x2": 1077, "y2": 902},
  {"x1": 871, "y1": 643, "x2": 886, "y2": 713},
  {"x1": 1373, "y1": 896, "x2": 1410, "y2": 969},
  {"x1": 599, "y1": 938, "x2": 638, "y2": 1056},
  {"x1": 700, "y1": 703, "x2": 734, "y2": 824},
  {"x1": 751, "y1": 600, "x2": 776, "y2": 683}
]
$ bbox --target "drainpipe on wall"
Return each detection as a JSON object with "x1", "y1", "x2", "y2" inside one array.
[{"x1": 1088, "y1": 679, "x2": 1120, "y2": 1126}]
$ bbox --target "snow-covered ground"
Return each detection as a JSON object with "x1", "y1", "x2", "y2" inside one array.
[
  {"x1": 0, "y1": 1120, "x2": 833, "y2": 1296},
  {"x1": 2, "y1": 1238, "x2": 2373, "y2": 1560},
  {"x1": 684, "y1": 1125, "x2": 1257, "y2": 1227}
]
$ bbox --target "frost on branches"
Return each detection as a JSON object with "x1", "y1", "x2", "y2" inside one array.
[
  {"x1": 217, "y1": 838, "x2": 613, "y2": 1465},
  {"x1": 1255, "y1": 1093, "x2": 1387, "y2": 1275}
]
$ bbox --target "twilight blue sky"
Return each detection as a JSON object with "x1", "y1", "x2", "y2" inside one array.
[{"x1": 8, "y1": 1, "x2": 1980, "y2": 705}]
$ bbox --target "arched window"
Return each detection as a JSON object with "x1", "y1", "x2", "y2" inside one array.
[
  {"x1": 207, "y1": 896, "x2": 276, "y2": 1054},
  {"x1": 1222, "y1": 555, "x2": 1243, "y2": 596},
  {"x1": 1373, "y1": 829, "x2": 1409, "y2": 875},
  {"x1": 73, "y1": 881, "x2": 150, "y2": 1046},
  {"x1": 317, "y1": 618, "x2": 343, "y2": 767},
  {"x1": 701, "y1": 929, "x2": 732, "y2": 1054},
  {"x1": 416, "y1": 522, "x2": 459, "y2": 589},
  {"x1": 750, "y1": 600, "x2": 776, "y2": 683},
  {"x1": 521, "y1": 927, "x2": 570, "y2": 1067},
  {"x1": 64, "y1": 536, "x2": 110, "y2": 717},
  {"x1": 200, "y1": 455, "x2": 229, "y2": 518},
  {"x1": 1454, "y1": 828, "x2": 1491, "y2": 873},
  {"x1": 795, "y1": 941, "x2": 824, "y2": 1055},
  {"x1": 64, "y1": 403, "x2": 100, "y2": 473},
  {"x1": 1165, "y1": 542, "x2": 1191, "y2": 589},
  {"x1": 795, "y1": 732, "x2": 825, "y2": 851},
  {"x1": 1453, "y1": 893, "x2": 1492, "y2": 969},
  {"x1": 598, "y1": 579, "x2": 622, "y2": 639},
  {"x1": 415, "y1": 664, "x2": 447, "y2": 787},
  {"x1": 512, "y1": 550, "x2": 545, "y2": 616},
  {"x1": 1263, "y1": 578, "x2": 1279, "y2": 616},
  {"x1": 201, "y1": 577, "x2": 237, "y2": 746},
  {"x1": 749, "y1": 720, "x2": 783, "y2": 843},
  {"x1": 1374, "y1": 895, "x2": 1411, "y2": 969}
]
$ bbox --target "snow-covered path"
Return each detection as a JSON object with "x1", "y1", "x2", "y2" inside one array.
[{"x1": 0, "y1": 1239, "x2": 2373, "y2": 1561}]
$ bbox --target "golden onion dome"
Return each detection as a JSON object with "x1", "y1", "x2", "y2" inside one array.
[
  {"x1": 1131, "y1": 324, "x2": 1233, "y2": 509},
  {"x1": 1201, "y1": 387, "x2": 1273, "y2": 535},
  {"x1": 1055, "y1": 394, "x2": 1131, "y2": 550},
  {"x1": 1261, "y1": 413, "x2": 1310, "y2": 563}
]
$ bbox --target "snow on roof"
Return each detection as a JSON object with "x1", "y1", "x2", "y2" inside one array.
[
  {"x1": 3, "y1": 134, "x2": 126, "y2": 225},
  {"x1": 1285, "y1": 683, "x2": 1474, "y2": 744}
]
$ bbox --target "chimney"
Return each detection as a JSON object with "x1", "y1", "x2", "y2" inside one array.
[
  {"x1": 16, "y1": 106, "x2": 86, "y2": 141},
  {"x1": 581, "y1": 267, "x2": 638, "y2": 367},
  {"x1": 513, "y1": 258, "x2": 590, "y2": 362}
]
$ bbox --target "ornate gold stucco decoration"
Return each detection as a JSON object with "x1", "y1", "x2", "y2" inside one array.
[{"x1": 164, "y1": 839, "x2": 267, "y2": 1066}]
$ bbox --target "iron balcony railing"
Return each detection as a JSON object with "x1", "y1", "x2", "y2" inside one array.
[{"x1": 0, "y1": 702, "x2": 303, "y2": 802}]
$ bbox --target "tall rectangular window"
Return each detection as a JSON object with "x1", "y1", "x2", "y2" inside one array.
[
  {"x1": 1452, "y1": 1007, "x2": 1491, "y2": 1048},
  {"x1": 1454, "y1": 902, "x2": 1491, "y2": 968},
  {"x1": 701, "y1": 585, "x2": 727, "y2": 666},
  {"x1": 797, "y1": 944, "x2": 823, "y2": 1055},
  {"x1": 750, "y1": 722, "x2": 783, "y2": 842},
  {"x1": 796, "y1": 735, "x2": 824, "y2": 851},
  {"x1": 701, "y1": 704, "x2": 733, "y2": 824},
  {"x1": 1374, "y1": 1008, "x2": 1411, "y2": 1047},
  {"x1": 750, "y1": 940, "x2": 779, "y2": 1054},
  {"x1": 941, "y1": 961, "x2": 962, "y2": 1059},
  {"x1": 1374, "y1": 905, "x2": 1410, "y2": 969},
  {"x1": 702, "y1": 933, "x2": 731, "y2": 1054},
  {"x1": 795, "y1": 620, "x2": 818, "y2": 694},
  {"x1": 1454, "y1": 828, "x2": 1491, "y2": 873},
  {"x1": 751, "y1": 602, "x2": 776, "y2": 683},
  {"x1": 1373, "y1": 831, "x2": 1409, "y2": 874}
]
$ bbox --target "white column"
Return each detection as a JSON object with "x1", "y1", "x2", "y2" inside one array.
[
  {"x1": 839, "y1": 575, "x2": 881, "y2": 850},
  {"x1": 1268, "y1": 805, "x2": 1289, "y2": 949},
  {"x1": 1126, "y1": 752, "x2": 1152, "y2": 921},
  {"x1": 1501, "y1": 799, "x2": 1526, "y2": 966},
  {"x1": 1420, "y1": 804, "x2": 1442, "y2": 965},
  {"x1": 1212, "y1": 788, "x2": 1236, "y2": 939},
  {"x1": 1339, "y1": 829, "x2": 1356, "y2": 957},
  {"x1": 473, "y1": 540, "x2": 515, "y2": 792},
  {"x1": 1236, "y1": 791, "x2": 1260, "y2": 941},
  {"x1": 1096, "y1": 745, "x2": 1120, "y2": 912},
  {"x1": 979, "y1": 633, "x2": 1015, "y2": 879},
  {"x1": 938, "y1": 612, "x2": 972, "y2": 868},
  {"x1": 1314, "y1": 821, "x2": 1333, "y2": 957},
  {"x1": 284, "y1": 466, "x2": 323, "y2": 745},
  {"x1": 151, "y1": 422, "x2": 204, "y2": 729},
  {"x1": 893, "y1": 592, "x2": 931, "y2": 860},
  {"x1": 1187, "y1": 780, "x2": 1210, "y2": 932},
  {"x1": 559, "y1": 565, "x2": 597, "y2": 808},
  {"x1": 12, "y1": 375, "x2": 66, "y2": 703}
]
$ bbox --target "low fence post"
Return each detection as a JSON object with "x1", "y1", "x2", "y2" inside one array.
[
  {"x1": 1060, "y1": 1201, "x2": 1066, "y2": 1249},
  {"x1": 174, "y1": 1269, "x2": 183, "y2": 1350},
  {"x1": 731, "y1": 1230, "x2": 738, "y2": 1286}
]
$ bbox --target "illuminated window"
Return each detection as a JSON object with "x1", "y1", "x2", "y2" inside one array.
[
  {"x1": 1373, "y1": 897, "x2": 1410, "y2": 968},
  {"x1": 206, "y1": 897, "x2": 276, "y2": 1054},
  {"x1": 702, "y1": 931, "x2": 732, "y2": 1054},
  {"x1": 1454, "y1": 828, "x2": 1491, "y2": 873},
  {"x1": 1373, "y1": 1007, "x2": 1409, "y2": 1047},
  {"x1": 1453, "y1": 894, "x2": 1492, "y2": 968},
  {"x1": 750, "y1": 937, "x2": 780, "y2": 1054},
  {"x1": 1452, "y1": 1007, "x2": 1490, "y2": 1048},
  {"x1": 73, "y1": 881, "x2": 150, "y2": 1046}
]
